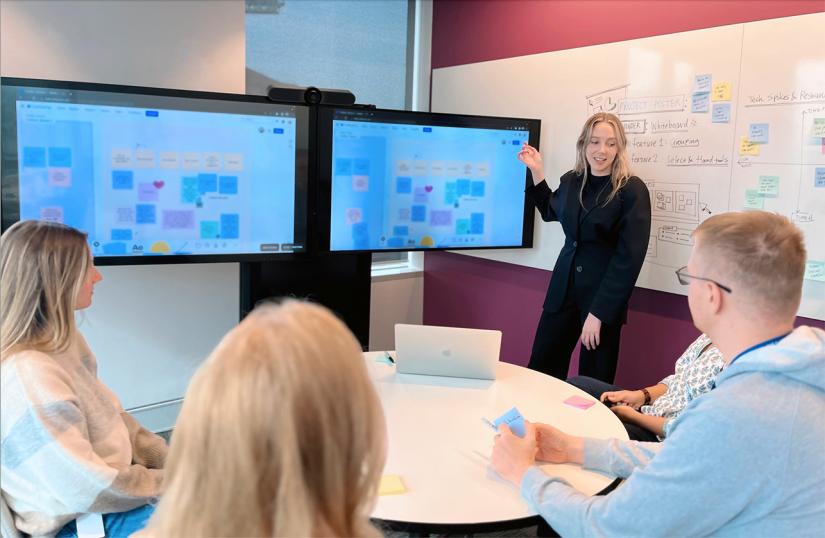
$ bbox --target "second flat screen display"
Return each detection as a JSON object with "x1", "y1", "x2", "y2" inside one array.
[{"x1": 326, "y1": 108, "x2": 539, "y2": 252}]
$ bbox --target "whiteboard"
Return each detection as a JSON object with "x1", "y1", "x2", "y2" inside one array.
[{"x1": 432, "y1": 13, "x2": 825, "y2": 320}]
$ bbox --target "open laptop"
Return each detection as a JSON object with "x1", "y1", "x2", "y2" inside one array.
[{"x1": 394, "y1": 324, "x2": 502, "y2": 380}]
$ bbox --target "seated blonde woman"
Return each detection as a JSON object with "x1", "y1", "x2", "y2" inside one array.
[
  {"x1": 142, "y1": 300, "x2": 386, "y2": 537},
  {"x1": 0, "y1": 221, "x2": 166, "y2": 537}
]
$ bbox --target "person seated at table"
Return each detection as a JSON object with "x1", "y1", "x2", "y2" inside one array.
[
  {"x1": 567, "y1": 334, "x2": 724, "y2": 441},
  {"x1": 490, "y1": 211, "x2": 825, "y2": 536},
  {"x1": 0, "y1": 220, "x2": 167, "y2": 538},
  {"x1": 141, "y1": 300, "x2": 387, "y2": 537}
]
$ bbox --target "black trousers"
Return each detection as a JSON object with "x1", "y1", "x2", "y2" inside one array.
[{"x1": 528, "y1": 297, "x2": 623, "y2": 384}]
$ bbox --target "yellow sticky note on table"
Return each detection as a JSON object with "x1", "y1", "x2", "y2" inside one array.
[
  {"x1": 379, "y1": 474, "x2": 407, "y2": 496},
  {"x1": 739, "y1": 137, "x2": 760, "y2": 156},
  {"x1": 712, "y1": 82, "x2": 732, "y2": 101}
]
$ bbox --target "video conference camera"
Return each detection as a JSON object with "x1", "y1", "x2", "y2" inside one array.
[{"x1": 267, "y1": 85, "x2": 356, "y2": 106}]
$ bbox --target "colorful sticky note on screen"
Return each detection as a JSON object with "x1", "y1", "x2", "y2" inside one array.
[{"x1": 492, "y1": 406, "x2": 526, "y2": 437}]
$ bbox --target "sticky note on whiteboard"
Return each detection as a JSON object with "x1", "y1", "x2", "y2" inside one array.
[
  {"x1": 804, "y1": 261, "x2": 825, "y2": 282},
  {"x1": 748, "y1": 123, "x2": 769, "y2": 144},
  {"x1": 812, "y1": 118, "x2": 825, "y2": 138},
  {"x1": 691, "y1": 92, "x2": 710, "y2": 113},
  {"x1": 739, "y1": 137, "x2": 760, "y2": 156},
  {"x1": 711, "y1": 82, "x2": 732, "y2": 101},
  {"x1": 712, "y1": 103, "x2": 731, "y2": 123},
  {"x1": 757, "y1": 175, "x2": 779, "y2": 196},
  {"x1": 694, "y1": 74, "x2": 712, "y2": 93},
  {"x1": 815, "y1": 168, "x2": 825, "y2": 188},
  {"x1": 744, "y1": 190, "x2": 764, "y2": 209}
]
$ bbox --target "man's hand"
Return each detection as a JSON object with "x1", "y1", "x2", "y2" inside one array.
[
  {"x1": 535, "y1": 423, "x2": 584, "y2": 464},
  {"x1": 491, "y1": 421, "x2": 538, "y2": 486}
]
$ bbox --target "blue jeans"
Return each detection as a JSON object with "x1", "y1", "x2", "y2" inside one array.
[
  {"x1": 566, "y1": 375, "x2": 660, "y2": 442},
  {"x1": 56, "y1": 504, "x2": 154, "y2": 538}
]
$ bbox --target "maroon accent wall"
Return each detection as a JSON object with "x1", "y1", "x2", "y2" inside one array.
[
  {"x1": 424, "y1": 252, "x2": 824, "y2": 388},
  {"x1": 432, "y1": 0, "x2": 825, "y2": 69},
  {"x1": 425, "y1": 1, "x2": 825, "y2": 387}
]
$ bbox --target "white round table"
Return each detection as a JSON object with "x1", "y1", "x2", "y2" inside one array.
[{"x1": 366, "y1": 352, "x2": 629, "y2": 532}]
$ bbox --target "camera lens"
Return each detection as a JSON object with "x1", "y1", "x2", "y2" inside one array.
[{"x1": 304, "y1": 87, "x2": 322, "y2": 105}]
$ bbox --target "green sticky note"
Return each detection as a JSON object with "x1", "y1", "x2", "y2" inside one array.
[
  {"x1": 757, "y1": 175, "x2": 779, "y2": 197},
  {"x1": 744, "y1": 189, "x2": 764, "y2": 209},
  {"x1": 804, "y1": 261, "x2": 825, "y2": 282},
  {"x1": 813, "y1": 118, "x2": 825, "y2": 138}
]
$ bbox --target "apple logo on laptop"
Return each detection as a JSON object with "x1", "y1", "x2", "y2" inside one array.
[{"x1": 441, "y1": 349, "x2": 452, "y2": 357}]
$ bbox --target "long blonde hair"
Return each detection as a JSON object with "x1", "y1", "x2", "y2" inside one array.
[
  {"x1": 574, "y1": 112, "x2": 633, "y2": 206},
  {"x1": 0, "y1": 220, "x2": 89, "y2": 359},
  {"x1": 149, "y1": 300, "x2": 386, "y2": 537}
]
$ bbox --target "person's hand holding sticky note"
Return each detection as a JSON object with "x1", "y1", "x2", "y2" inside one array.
[{"x1": 492, "y1": 406, "x2": 526, "y2": 438}]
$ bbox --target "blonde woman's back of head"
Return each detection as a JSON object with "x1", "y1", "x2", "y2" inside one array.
[
  {"x1": 0, "y1": 220, "x2": 89, "y2": 359},
  {"x1": 149, "y1": 300, "x2": 386, "y2": 537}
]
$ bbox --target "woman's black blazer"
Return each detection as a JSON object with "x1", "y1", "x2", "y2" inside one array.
[{"x1": 526, "y1": 170, "x2": 652, "y2": 325}]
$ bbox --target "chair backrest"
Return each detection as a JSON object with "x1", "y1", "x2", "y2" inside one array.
[{"x1": 0, "y1": 493, "x2": 23, "y2": 538}]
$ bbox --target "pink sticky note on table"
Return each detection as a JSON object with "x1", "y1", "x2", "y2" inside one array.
[{"x1": 564, "y1": 395, "x2": 596, "y2": 410}]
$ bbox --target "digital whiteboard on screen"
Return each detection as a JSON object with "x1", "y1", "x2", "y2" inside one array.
[
  {"x1": 0, "y1": 79, "x2": 309, "y2": 264},
  {"x1": 323, "y1": 108, "x2": 539, "y2": 252}
]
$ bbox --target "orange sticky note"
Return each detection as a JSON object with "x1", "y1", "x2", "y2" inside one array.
[{"x1": 379, "y1": 474, "x2": 407, "y2": 496}]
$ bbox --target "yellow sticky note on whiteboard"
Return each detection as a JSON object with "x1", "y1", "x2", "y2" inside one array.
[
  {"x1": 379, "y1": 474, "x2": 407, "y2": 496},
  {"x1": 712, "y1": 82, "x2": 732, "y2": 101},
  {"x1": 739, "y1": 137, "x2": 760, "y2": 156}
]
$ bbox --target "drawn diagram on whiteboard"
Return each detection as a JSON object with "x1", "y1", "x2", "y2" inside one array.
[
  {"x1": 647, "y1": 182, "x2": 700, "y2": 223},
  {"x1": 657, "y1": 225, "x2": 694, "y2": 246},
  {"x1": 585, "y1": 84, "x2": 629, "y2": 116},
  {"x1": 646, "y1": 235, "x2": 657, "y2": 258}
]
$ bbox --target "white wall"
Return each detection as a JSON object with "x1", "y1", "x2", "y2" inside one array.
[{"x1": 1, "y1": 0, "x2": 246, "y2": 431}]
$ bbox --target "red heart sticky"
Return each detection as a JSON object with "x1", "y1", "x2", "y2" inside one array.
[
  {"x1": 153, "y1": 181, "x2": 165, "y2": 189},
  {"x1": 424, "y1": 185, "x2": 433, "y2": 193}
]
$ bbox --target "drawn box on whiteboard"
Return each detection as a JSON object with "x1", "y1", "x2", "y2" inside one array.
[
  {"x1": 621, "y1": 119, "x2": 646, "y2": 134},
  {"x1": 650, "y1": 182, "x2": 699, "y2": 223}
]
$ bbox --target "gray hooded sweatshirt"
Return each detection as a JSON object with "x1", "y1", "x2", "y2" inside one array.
[{"x1": 521, "y1": 325, "x2": 825, "y2": 537}]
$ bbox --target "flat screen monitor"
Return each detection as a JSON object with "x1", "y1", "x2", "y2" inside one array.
[
  {"x1": 0, "y1": 78, "x2": 309, "y2": 264},
  {"x1": 318, "y1": 107, "x2": 539, "y2": 252}
]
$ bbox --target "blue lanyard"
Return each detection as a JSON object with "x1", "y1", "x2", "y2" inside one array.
[{"x1": 728, "y1": 332, "x2": 790, "y2": 367}]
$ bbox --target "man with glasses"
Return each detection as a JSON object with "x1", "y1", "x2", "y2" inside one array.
[{"x1": 491, "y1": 210, "x2": 825, "y2": 536}]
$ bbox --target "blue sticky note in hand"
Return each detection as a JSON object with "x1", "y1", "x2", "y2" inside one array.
[{"x1": 492, "y1": 406, "x2": 526, "y2": 438}]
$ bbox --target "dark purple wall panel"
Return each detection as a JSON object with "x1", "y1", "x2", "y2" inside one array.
[{"x1": 432, "y1": 0, "x2": 825, "y2": 69}]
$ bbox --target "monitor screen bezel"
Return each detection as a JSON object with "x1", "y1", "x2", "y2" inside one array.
[
  {"x1": 0, "y1": 77, "x2": 311, "y2": 265},
  {"x1": 316, "y1": 105, "x2": 540, "y2": 253}
]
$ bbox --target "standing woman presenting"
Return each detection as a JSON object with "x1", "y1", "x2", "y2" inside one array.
[{"x1": 519, "y1": 113, "x2": 651, "y2": 383}]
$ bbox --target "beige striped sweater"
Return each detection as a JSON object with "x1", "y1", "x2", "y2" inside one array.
[{"x1": 1, "y1": 333, "x2": 167, "y2": 537}]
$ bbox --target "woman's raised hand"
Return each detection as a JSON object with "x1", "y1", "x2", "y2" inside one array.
[{"x1": 517, "y1": 143, "x2": 545, "y2": 184}]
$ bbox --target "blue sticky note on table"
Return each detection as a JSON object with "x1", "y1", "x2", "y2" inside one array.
[
  {"x1": 712, "y1": 103, "x2": 731, "y2": 123},
  {"x1": 492, "y1": 406, "x2": 526, "y2": 438},
  {"x1": 815, "y1": 168, "x2": 825, "y2": 188},
  {"x1": 112, "y1": 170, "x2": 134, "y2": 190},
  {"x1": 748, "y1": 123, "x2": 769, "y2": 144},
  {"x1": 691, "y1": 92, "x2": 710, "y2": 113}
]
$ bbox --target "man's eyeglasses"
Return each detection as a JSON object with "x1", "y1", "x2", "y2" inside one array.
[{"x1": 675, "y1": 266, "x2": 732, "y2": 294}]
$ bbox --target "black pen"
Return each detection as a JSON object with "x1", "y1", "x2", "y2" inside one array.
[{"x1": 384, "y1": 351, "x2": 395, "y2": 364}]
